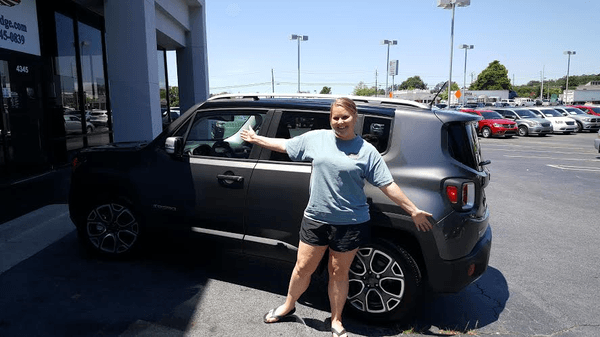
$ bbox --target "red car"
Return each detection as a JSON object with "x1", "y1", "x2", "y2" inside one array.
[
  {"x1": 569, "y1": 105, "x2": 600, "y2": 116},
  {"x1": 460, "y1": 109, "x2": 518, "y2": 138}
]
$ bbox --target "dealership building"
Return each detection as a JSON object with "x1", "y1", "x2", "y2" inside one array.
[{"x1": 0, "y1": 0, "x2": 208, "y2": 184}]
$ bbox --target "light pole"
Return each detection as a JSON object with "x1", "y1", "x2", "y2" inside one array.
[
  {"x1": 290, "y1": 34, "x2": 308, "y2": 93},
  {"x1": 437, "y1": 0, "x2": 470, "y2": 105},
  {"x1": 381, "y1": 39, "x2": 397, "y2": 96},
  {"x1": 563, "y1": 50, "x2": 576, "y2": 104},
  {"x1": 459, "y1": 44, "x2": 473, "y2": 105}
]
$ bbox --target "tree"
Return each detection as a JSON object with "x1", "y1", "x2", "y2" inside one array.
[
  {"x1": 470, "y1": 60, "x2": 512, "y2": 91},
  {"x1": 352, "y1": 81, "x2": 384, "y2": 96},
  {"x1": 439, "y1": 82, "x2": 460, "y2": 101},
  {"x1": 399, "y1": 76, "x2": 427, "y2": 90},
  {"x1": 319, "y1": 86, "x2": 332, "y2": 94}
]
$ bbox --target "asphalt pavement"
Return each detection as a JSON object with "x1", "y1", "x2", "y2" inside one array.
[{"x1": 1, "y1": 132, "x2": 599, "y2": 336}]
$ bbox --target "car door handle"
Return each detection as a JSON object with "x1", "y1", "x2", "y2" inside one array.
[{"x1": 217, "y1": 174, "x2": 244, "y2": 183}]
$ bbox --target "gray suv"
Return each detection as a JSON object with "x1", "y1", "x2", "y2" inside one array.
[{"x1": 69, "y1": 94, "x2": 492, "y2": 322}]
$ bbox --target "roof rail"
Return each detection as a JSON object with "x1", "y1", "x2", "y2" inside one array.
[{"x1": 207, "y1": 93, "x2": 429, "y2": 109}]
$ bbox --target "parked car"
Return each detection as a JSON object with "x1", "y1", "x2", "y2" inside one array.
[
  {"x1": 64, "y1": 115, "x2": 95, "y2": 134},
  {"x1": 553, "y1": 106, "x2": 600, "y2": 133},
  {"x1": 528, "y1": 107, "x2": 577, "y2": 134},
  {"x1": 570, "y1": 105, "x2": 600, "y2": 117},
  {"x1": 69, "y1": 94, "x2": 492, "y2": 323},
  {"x1": 459, "y1": 108, "x2": 518, "y2": 138},
  {"x1": 595, "y1": 130, "x2": 600, "y2": 153},
  {"x1": 162, "y1": 108, "x2": 181, "y2": 127},
  {"x1": 89, "y1": 109, "x2": 109, "y2": 126},
  {"x1": 491, "y1": 107, "x2": 553, "y2": 137}
]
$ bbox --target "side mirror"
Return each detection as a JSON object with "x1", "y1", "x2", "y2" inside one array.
[{"x1": 165, "y1": 137, "x2": 182, "y2": 155}]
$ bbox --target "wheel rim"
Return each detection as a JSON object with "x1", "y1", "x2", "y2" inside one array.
[
  {"x1": 518, "y1": 126, "x2": 527, "y2": 136},
  {"x1": 482, "y1": 128, "x2": 491, "y2": 138},
  {"x1": 86, "y1": 203, "x2": 139, "y2": 254},
  {"x1": 348, "y1": 247, "x2": 405, "y2": 314}
]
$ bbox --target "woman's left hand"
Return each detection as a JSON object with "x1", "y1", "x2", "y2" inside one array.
[{"x1": 411, "y1": 209, "x2": 433, "y2": 232}]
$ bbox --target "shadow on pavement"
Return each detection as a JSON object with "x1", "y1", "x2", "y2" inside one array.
[{"x1": 0, "y1": 230, "x2": 508, "y2": 336}]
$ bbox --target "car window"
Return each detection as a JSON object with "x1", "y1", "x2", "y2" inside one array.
[
  {"x1": 184, "y1": 112, "x2": 264, "y2": 158},
  {"x1": 480, "y1": 111, "x2": 503, "y2": 119},
  {"x1": 361, "y1": 116, "x2": 391, "y2": 153},
  {"x1": 270, "y1": 111, "x2": 331, "y2": 161}
]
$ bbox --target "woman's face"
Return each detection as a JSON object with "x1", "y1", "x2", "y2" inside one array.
[{"x1": 330, "y1": 104, "x2": 357, "y2": 140}]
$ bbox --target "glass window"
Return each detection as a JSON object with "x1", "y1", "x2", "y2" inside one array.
[
  {"x1": 184, "y1": 112, "x2": 264, "y2": 158},
  {"x1": 270, "y1": 111, "x2": 331, "y2": 161},
  {"x1": 361, "y1": 116, "x2": 391, "y2": 153}
]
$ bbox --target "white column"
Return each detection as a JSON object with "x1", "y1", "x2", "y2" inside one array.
[
  {"x1": 177, "y1": 4, "x2": 209, "y2": 112},
  {"x1": 104, "y1": 0, "x2": 162, "y2": 142}
]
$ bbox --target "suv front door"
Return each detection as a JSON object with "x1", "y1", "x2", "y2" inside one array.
[{"x1": 182, "y1": 110, "x2": 267, "y2": 241}]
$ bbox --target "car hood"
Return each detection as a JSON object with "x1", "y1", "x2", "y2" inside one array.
[
  {"x1": 485, "y1": 118, "x2": 516, "y2": 125},
  {"x1": 544, "y1": 116, "x2": 575, "y2": 122}
]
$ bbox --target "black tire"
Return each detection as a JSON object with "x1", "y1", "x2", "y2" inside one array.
[
  {"x1": 481, "y1": 127, "x2": 492, "y2": 138},
  {"x1": 518, "y1": 126, "x2": 528, "y2": 137},
  {"x1": 77, "y1": 199, "x2": 142, "y2": 257},
  {"x1": 346, "y1": 238, "x2": 422, "y2": 323},
  {"x1": 575, "y1": 122, "x2": 582, "y2": 133}
]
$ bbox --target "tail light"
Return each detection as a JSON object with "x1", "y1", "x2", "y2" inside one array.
[{"x1": 445, "y1": 180, "x2": 475, "y2": 211}]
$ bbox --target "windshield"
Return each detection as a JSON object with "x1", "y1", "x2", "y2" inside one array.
[
  {"x1": 541, "y1": 109, "x2": 563, "y2": 117},
  {"x1": 528, "y1": 109, "x2": 544, "y2": 118},
  {"x1": 480, "y1": 111, "x2": 503, "y2": 120},
  {"x1": 591, "y1": 107, "x2": 600, "y2": 114},
  {"x1": 515, "y1": 109, "x2": 537, "y2": 118},
  {"x1": 563, "y1": 108, "x2": 585, "y2": 115}
]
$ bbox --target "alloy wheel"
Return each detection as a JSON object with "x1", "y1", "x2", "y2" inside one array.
[
  {"x1": 86, "y1": 203, "x2": 139, "y2": 254},
  {"x1": 348, "y1": 247, "x2": 406, "y2": 314}
]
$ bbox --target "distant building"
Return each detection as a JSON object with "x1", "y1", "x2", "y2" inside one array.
[{"x1": 391, "y1": 89, "x2": 437, "y2": 104}]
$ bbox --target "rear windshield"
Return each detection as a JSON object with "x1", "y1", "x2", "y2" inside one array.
[{"x1": 447, "y1": 122, "x2": 481, "y2": 170}]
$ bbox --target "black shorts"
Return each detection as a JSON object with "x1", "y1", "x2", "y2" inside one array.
[{"x1": 299, "y1": 217, "x2": 370, "y2": 252}]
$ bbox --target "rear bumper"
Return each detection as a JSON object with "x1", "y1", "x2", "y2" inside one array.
[{"x1": 427, "y1": 225, "x2": 492, "y2": 293}]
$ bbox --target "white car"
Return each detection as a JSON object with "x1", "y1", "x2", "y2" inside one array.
[
  {"x1": 89, "y1": 109, "x2": 109, "y2": 127},
  {"x1": 528, "y1": 107, "x2": 577, "y2": 134}
]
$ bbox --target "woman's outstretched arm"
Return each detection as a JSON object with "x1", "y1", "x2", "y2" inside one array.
[{"x1": 240, "y1": 127, "x2": 287, "y2": 153}]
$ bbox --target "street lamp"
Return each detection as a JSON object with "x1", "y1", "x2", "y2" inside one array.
[
  {"x1": 459, "y1": 44, "x2": 474, "y2": 105},
  {"x1": 563, "y1": 50, "x2": 576, "y2": 104},
  {"x1": 381, "y1": 39, "x2": 397, "y2": 96},
  {"x1": 290, "y1": 34, "x2": 308, "y2": 93},
  {"x1": 437, "y1": 0, "x2": 470, "y2": 105}
]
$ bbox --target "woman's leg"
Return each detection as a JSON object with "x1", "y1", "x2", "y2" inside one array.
[
  {"x1": 264, "y1": 241, "x2": 328, "y2": 322},
  {"x1": 328, "y1": 248, "x2": 358, "y2": 336}
]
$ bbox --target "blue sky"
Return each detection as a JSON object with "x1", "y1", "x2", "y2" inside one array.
[{"x1": 168, "y1": 0, "x2": 600, "y2": 95}]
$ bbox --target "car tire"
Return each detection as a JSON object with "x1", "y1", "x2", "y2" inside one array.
[
  {"x1": 346, "y1": 238, "x2": 422, "y2": 323},
  {"x1": 77, "y1": 199, "x2": 142, "y2": 257},
  {"x1": 481, "y1": 127, "x2": 492, "y2": 138},
  {"x1": 575, "y1": 122, "x2": 582, "y2": 133},
  {"x1": 518, "y1": 126, "x2": 528, "y2": 137},
  {"x1": 86, "y1": 126, "x2": 93, "y2": 134}
]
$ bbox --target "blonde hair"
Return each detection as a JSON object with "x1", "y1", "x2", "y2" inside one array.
[{"x1": 330, "y1": 97, "x2": 357, "y2": 115}]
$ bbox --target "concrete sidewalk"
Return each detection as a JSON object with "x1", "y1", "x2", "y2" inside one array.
[{"x1": 0, "y1": 204, "x2": 74, "y2": 276}]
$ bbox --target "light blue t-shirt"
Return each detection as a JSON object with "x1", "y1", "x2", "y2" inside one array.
[{"x1": 285, "y1": 129, "x2": 394, "y2": 224}]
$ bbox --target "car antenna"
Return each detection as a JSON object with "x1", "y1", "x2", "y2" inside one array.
[{"x1": 430, "y1": 82, "x2": 448, "y2": 109}]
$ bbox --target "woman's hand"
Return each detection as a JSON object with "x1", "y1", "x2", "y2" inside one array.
[
  {"x1": 240, "y1": 126, "x2": 256, "y2": 143},
  {"x1": 411, "y1": 209, "x2": 433, "y2": 232}
]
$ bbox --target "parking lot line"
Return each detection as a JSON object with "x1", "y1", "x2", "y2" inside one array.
[
  {"x1": 503, "y1": 154, "x2": 598, "y2": 162},
  {"x1": 546, "y1": 164, "x2": 600, "y2": 172}
]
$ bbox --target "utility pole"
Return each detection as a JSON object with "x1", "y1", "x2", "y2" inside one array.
[
  {"x1": 375, "y1": 69, "x2": 378, "y2": 97},
  {"x1": 271, "y1": 69, "x2": 274, "y2": 93},
  {"x1": 540, "y1": 67, "x2": 544, "y2": 99}
]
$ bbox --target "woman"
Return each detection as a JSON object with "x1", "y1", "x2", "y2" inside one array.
[{"x1": 240, "y1": 97, "x2": 432, "y2": 337}]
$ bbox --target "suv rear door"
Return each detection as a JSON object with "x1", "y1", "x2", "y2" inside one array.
[{"x1": 243, "y1": 109, "x2": 332, "y2": 261}]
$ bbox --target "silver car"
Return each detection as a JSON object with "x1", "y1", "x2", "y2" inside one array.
[
  {"x1": 492, "y1": 107, "x2": 553, "y2": 136},
  {"x1": 64, "y1": 115, "x2": 95, "y2": 134},
  {"x1": 553, "y1": 106, "x2": 600, "y2": 133}
]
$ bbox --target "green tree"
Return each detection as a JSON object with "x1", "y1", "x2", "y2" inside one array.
[
  {"x1": 169, "y1": 86, "x2": 179, "y2": 107},
  {"x1": 470, "y1": 60, "x2": 512, "y2": 90},
  {"x1": 439, "y1": 82, "x2": 460, "y2": 101},
  {"x1": 399, "y1": 76, "x2": 427, "y2": 90},
  {"x1": 352, "y1": 81, "x2": 384, "y2": 96},
  {"x1": 319, "y1": 86, "x2": 332, "y2": 94}
]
